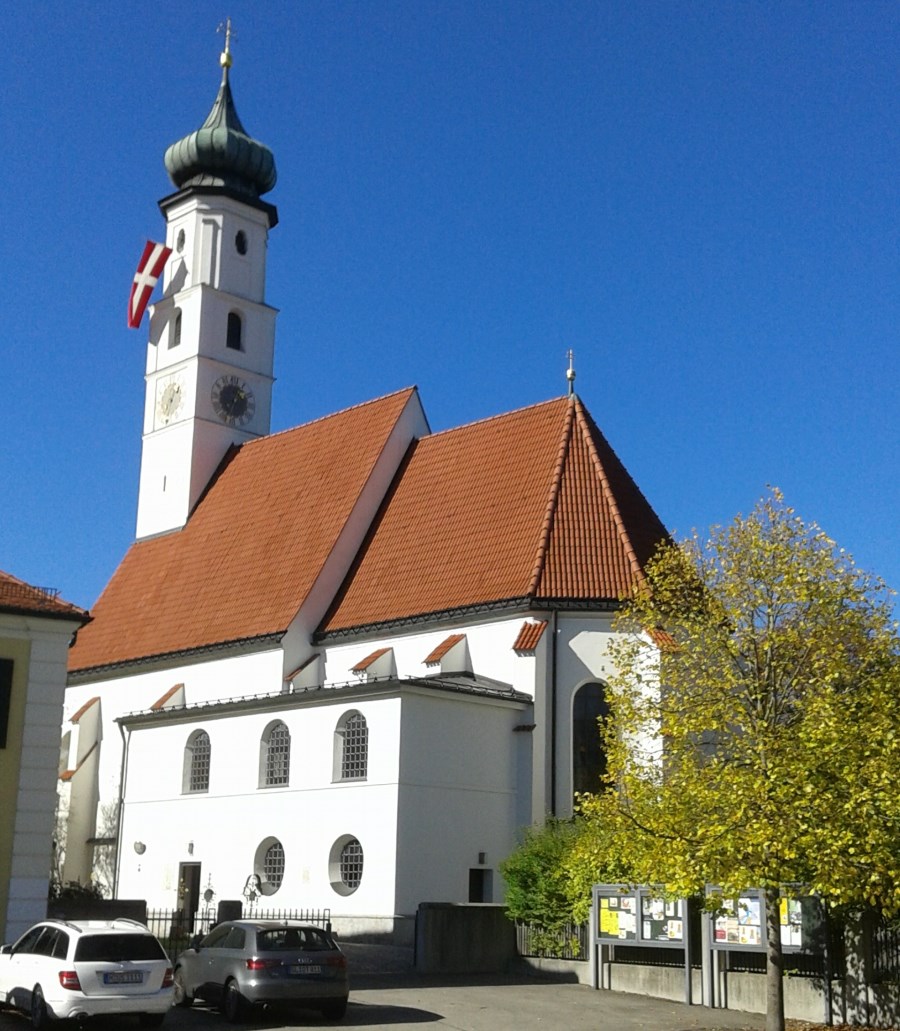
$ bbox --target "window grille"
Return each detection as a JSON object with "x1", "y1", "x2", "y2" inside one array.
[
  {"x1": 265, "y1": 722, "x2": 291, "y2": 786},
  {"x1": 340, "y1": 838, "x2": 364, "y2": 891},
  {"x1": 188, "y1": 731, "x2": 211, "y2": 792},
  {"x1": 341, "y1": 713, "x2": 368, "y2": 779},
  {"x1": 263, "y1": 841, "x2": 285, "y2": 891}
]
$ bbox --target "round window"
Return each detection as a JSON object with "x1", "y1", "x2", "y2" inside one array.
[
  {"x1": 329, "y1": 835, "x2": 363, "y2": 896},
  {"x1": 253, "y1": 837, "x2": 285, "y2": 895},
  {"x1": 176, "y1": 228, "x2": 186, "y2": 253}
]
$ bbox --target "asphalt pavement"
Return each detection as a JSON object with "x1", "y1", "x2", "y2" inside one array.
[{"x1": 0, "y1": 942, "x2": 769, "y2": 1031}]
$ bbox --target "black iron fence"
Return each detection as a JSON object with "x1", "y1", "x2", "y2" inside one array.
[
  {"x1": 516, "y1": 920, "x2": 588, "y2": 960},
  {"x1": 146, "y1": 906, "x2": 332, "y2": 962},
  {"x1": 872, "y1": 914, "x2": 900, "y2": 984}
]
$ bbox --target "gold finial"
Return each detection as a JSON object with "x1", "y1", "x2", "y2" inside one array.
[
  {"x1": 218, "y1": 17, "x2": 234, "y2": 75},
  {"x1": 566, "y1": 349, "x2": 576, "y2": 396}
]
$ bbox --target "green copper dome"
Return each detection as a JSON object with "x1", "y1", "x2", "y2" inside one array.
[{"x1": 164, "y1": 68, "x2": 276, "y2": 200}]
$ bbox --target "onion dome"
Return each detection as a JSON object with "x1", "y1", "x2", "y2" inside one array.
[{"x1": 164, "y1": 42, "x2": 276, "y2": 201}]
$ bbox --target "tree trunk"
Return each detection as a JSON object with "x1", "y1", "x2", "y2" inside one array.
[{"x1": 764, "y1": 886, "x2": 786, "y2": 1031}]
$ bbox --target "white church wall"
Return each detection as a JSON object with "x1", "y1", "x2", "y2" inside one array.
[
  {"x1": 393, "y1": 690, "x2": 528, "y2": 914},
  {"x1": 117, "y1": 694, "x2": 405, "y2": 918},
  {"x1": 61, "y1": 647, "x2": 284, "y2": 890},
  {"x1": 552, "y1": 612, "x2": 619, "y2": 816},
  {"x1": 322, "y1": 613, "x2": 537, "y2": 696}
]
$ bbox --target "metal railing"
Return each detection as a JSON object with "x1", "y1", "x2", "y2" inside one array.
[
  {"x1": 516, "y1": 920, "x2": 588, "y2": 960},
  {"x1": 146, "y1": 906, "x2": 331, "y2": 961}
]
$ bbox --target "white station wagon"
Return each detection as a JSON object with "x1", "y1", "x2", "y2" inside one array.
[{"x1": 0, "y1": 917, "x2": 173, "y2": 1028}]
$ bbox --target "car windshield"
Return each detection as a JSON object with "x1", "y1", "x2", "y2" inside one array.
[
  {"x1": 257, "y1": 927, "x2": 333, "y2": 952},
  {"x1": 74, "y1": 934, "x2": 167, "y2": 962}
]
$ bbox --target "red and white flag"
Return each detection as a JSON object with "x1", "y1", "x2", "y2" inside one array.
[{"x1": 127, "y1": 240, "x2": 172, "y2": 328}]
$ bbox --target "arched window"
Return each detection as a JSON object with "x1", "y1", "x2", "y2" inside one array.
[
  {"x1": 183, "y1": 730, "x2": 211, "y2": 793},
  {"x1": 169, "y1": 309, "x2": 182, "y2": 349},
  {"x1": 334, "y1": 711, "x2": 368, "y2": 781},
  {"x1": 260, "y1": 721, "x2": 291, "y2": 787},
  {"x1": 572, "y1": 681, "x2": 610, "y2": 796},
  {"x1": 226, "y1": 311, "x2": 242, "y2": 351}
]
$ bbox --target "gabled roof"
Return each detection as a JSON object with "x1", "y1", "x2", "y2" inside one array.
[
  {"x1": 319, "y1": 394, "x2": 668, "y2": 634},
  {"x1": 0, "y1": 570, "x2": 88, "y2": 623},
  {"x1": 68, "y1": 389, "x2": 418, "y2": 674}
]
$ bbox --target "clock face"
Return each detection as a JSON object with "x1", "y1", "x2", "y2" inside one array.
[
  {"x1": 211, "y1": 375, "x2": 255, "y2": 427},
  {"x1": 157, "y1": 378, "x2": 184, "y2": 426}
]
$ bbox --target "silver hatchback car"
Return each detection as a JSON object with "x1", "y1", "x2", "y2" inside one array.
[{"x1": 173, "y1": 920, "x2": 349, "y2": 1022}]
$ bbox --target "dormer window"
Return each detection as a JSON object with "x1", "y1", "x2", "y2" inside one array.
[
  {"x1": 350, "y1": 647, "x2": 395, "y2": 680},
  {"x1": 423, "y1": 634, "x2": 471, "y2": 674},
  {"x1": 226, "y1": 311, "x2": 243, "y2": 351}
]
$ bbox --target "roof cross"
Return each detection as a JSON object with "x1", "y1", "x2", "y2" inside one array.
[{"x1": 218, "y1": 17, "x2": 235, "y2": 76}]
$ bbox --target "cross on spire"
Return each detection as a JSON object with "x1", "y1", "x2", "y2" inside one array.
[{"x1": 218, "y1": 17, "x2": 235, "y2": 78}]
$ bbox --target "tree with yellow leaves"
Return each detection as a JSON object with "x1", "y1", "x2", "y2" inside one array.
[{"x1": 576, "y1": 490, "x2": 900, "y2": 1031}]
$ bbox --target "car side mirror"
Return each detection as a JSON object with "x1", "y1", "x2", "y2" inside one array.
[{"x1": 0, "y1": 944, "x2": 11, "y2": 955}]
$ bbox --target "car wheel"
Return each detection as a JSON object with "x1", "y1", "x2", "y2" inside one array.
[
  {"x1": 138, "y1": 1014, "x2": 166, "y2": 1028},
  {"x1": 222, "y1": 978, "x2": 246, "y2": 1024},
  {"x1": 322, "y1": 997, "x2": 348, "y2": 1021},
  {"x1": 173, "y1": 967, "x2": 193, "y2": 1008},
  {"x1": 30, "y1": 985, "x2": 49, "y2": 1030}
]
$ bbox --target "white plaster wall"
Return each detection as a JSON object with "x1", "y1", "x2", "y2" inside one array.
[
  {"x1": 62, "y1": 648, "x2": 284, "y2": 889},
  {"x1": 394, "y1": 690, "x2": 529, "y2": 914},
  {"x1": 553, "y1": 612, "x2": 619, "y2": 816},
  {"x1": 3, "y1": 613, "x2": 83, "y2": 942},
  {"x1": 117, "y1": 694, "x2": 403, "y2": 917},
  {"x1": 322, "y1": 614, "x2": 540, "y2": 697}
]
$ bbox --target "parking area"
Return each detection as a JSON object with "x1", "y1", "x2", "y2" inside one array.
[{"x1": 1, "y1": 975, "x2": 767, "y2": 1031}]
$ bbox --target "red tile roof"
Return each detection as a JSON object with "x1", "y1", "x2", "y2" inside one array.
[
  {"x1": 320, "y1": 395, "x2": 668, "y2": 633},
  {"x1": 424, "y1": 634, "x2": 465, "y2": 666},
  {"x1": 69, "y1": 390, "x2": 668, "y2": 672},
  {"x1": 68, "y1": 389, "x2": 418, "y2": 673},
  {"x1": 513, "y1": 621, "x2": 548, "y2": 654},
  {"x1": 0, "y1": 570, "x2": 88, "y2": 622}
]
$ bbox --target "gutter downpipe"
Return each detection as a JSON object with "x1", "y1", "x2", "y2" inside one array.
[
  {"x1": 550, "y1": 609, "x2": 558, "y2": 816},
  {"x1": 113, "y1": 721, "x2": 131, "y2": 898}
]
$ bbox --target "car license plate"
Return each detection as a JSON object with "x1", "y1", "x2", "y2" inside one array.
[
  {"x1": 289, "y1": 965, "x2": 322, "y2": 975},
  {"x1": 103, "y1": 971, "x2": 143, "y2": 985}
]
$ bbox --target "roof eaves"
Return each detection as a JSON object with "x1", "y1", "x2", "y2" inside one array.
[{"x1": 68, "y1": 631, "x2": 285, "y2": 683}]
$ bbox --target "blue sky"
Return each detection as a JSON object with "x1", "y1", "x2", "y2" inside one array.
[{"x1": 3, "y1": 2, "x2": 897, "y2": 612}]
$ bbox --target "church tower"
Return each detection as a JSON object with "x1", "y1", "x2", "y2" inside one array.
[{"x1": 136, "y1": 34, "x2": 278, "y2": 540}]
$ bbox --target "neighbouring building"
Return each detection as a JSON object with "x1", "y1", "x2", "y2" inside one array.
[
  {"x1": 0, "y1": 571, "x2": 88, "y2": 942},
  {"x1": 61, "y1": 46, "x2": 668, "y2": 941}
]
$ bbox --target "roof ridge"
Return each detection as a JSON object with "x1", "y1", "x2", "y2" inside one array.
[
  {"x1": 240, "y1": 386, "x2": 420, "y2": 448},
  {"x1": 527, "y1": 396, "x2": 577, "y2": 596},
  {"x1": 572, "y1": 396, "x2": 647, "y2": 590},
  {"x1": 425, "y1": 395, "x2": 567, "y2": 441}
]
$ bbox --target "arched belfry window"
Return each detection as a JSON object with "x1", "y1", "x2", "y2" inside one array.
[
  {"x1": 334, "y1": 711, "x2": 368, "y2": 781},
  {"x1": 183, "y1": 729, "x2": 211, "y2": 793},
  {"x1": 260, "y1": 720, "x2": 291, "y2": 787},
  {"x1": 169, "y1": 309, "x2": 182, "y2": 349},
  {"x1": 572, "y1": 681, "x2": 610, "y2": 796},
  {"x1": 226, "y1": 311, "x2": 243, "y2": 351}
]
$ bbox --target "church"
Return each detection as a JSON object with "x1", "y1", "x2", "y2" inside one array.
[{"x1": 60, "y1": 43, "x2": 668, "y2": 941}]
